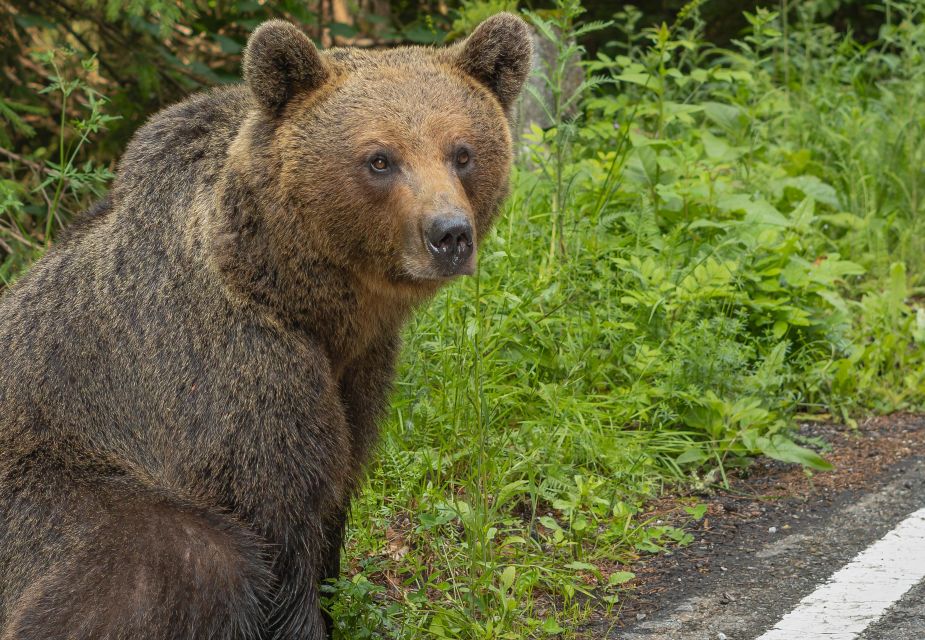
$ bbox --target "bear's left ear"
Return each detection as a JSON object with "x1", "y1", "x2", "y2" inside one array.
[
  {"x1": 244, "y1": 20, "x2": 328, "y2": 113},
  {"x1": 453, "y1": 13, "x2": 533, "y2": 112}
]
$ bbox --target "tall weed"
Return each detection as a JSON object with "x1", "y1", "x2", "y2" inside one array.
[{"x1": 0, "y1": 48, "x2": 115, "y2": 284}]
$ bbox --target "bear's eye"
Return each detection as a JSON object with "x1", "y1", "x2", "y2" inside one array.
[
  {"x1": 369, "y1": 155, "x2": 390, "y2": 173},
  {"x1": 455, "y1": 148, "x2": 471, "y2": 167}
]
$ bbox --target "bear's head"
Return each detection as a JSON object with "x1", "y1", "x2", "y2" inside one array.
[{"x1": 231, "y1": 14, "x2": 532, "y2": 296}]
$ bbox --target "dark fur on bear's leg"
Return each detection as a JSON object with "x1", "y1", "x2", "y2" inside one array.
[
  {"x1": 0, "y1": 440, "x2": 273, "y2": 640},
  {"x1": 319, "y1": 509, "x2": 348, "y2": 636},
  {"x1": 3, "y1": 510, "x2": 270, "y2": 640},
  {"x1": 0, "y1": 13, "x2": 532, "y2": 638}
]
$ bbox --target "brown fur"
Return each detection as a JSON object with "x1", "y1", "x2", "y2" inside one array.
[{"x1": 0, "y1": 13, "x2": 531, "y2": 640}]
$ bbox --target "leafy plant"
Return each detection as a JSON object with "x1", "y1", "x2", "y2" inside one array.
[{"x1": 1, "y1": 48, "x2": 115, "y2": 283}]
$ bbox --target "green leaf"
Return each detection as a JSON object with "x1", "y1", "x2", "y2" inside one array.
[
  {"x1": 685, "y1": 504, "x2": 708, "y2": 520},
  {"x1": 615, "y1": 72, "x2": 657, "y2": 91},
  {"x1": 779, "y1": 175, "x2": 840, "y2": 209},
  {"x1": 701, "y1": 130, "x2": 737, "y2": 161},
  {"x1": 676, "y1": 447, "x2": 707, "y2": 465},
  {"x1": 772, "y1": 320, "x2": 788, "y2": 339},
  {"x1": 703, "y1": 101, "x2": 747, "y2": 135},
  {"x1": 500, "y1": 565, "x2": 516, "y2": 591},
  {"x1": 636, "y1": 145, "x2": 659, "y2": 186},
  {"x1": 818, "y1": 212, "x2": 866, "y2": 230},
  {"x1": 541, "y1": 618, "x2": 565, "y2": 634},
  {"x1": 718, "y1": 194, "x2": 788, "y2": 226},
  {"x1": 608, "y1": 571, "x2": 635, "y2": 586},
  {"x1": 789, "y1": 196, "x2": 815, "y2": 230},
  {"x1": 757, "y1": 435, "x2": 833, "y2": 471},
  {"x1": 887, "y1": 262, "x2": 908, "y2": 308}
]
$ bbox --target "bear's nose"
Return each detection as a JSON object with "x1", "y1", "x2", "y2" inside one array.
[{"x1": 424, "y1": 216, "x2": 474, "y2": 275}]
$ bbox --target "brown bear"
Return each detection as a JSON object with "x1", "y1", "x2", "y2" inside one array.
[{"x1": 0, "y1": 14, "x2": 531, "y2": 640}]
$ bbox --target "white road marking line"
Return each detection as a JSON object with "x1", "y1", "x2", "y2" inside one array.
[{"x1": 756, "y1": 507, "x2": 925, "y2": 640}]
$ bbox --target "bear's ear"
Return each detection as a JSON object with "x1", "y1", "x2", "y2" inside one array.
[
  {"x1": 453, "y1": 13, "x2": 533, "y2": 112},
  {"x1": 243, "y1": 20, "x2": 328, "y2": 113}
]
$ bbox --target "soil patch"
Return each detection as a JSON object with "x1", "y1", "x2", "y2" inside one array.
[{"x1": 586, "y1": 413, "x2": 925, "y2": 636}]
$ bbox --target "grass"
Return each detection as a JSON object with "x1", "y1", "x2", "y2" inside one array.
[
  {"x1": 3, "y1": 1, "x2": 925, "y2": 638},
  {"x1": 326, "y1": 1, "x2": 925, "y2": 637}
]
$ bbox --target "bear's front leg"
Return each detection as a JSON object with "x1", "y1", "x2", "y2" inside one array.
[
  {"x1": 318, "y1": 506, "x2": 348, "y2": 636},
  {"x1": 237, "y1": 456, "x2": 350, "y2": 639},
  {"x1": 263, "y1": 542, "x2": 331, "y2": 640},
  {"x1": 192, "y1": 336, "x2": 356, "y2": 640},
  {"x1": 234, "y1": 472, "x2": 345, "y2": 640}
]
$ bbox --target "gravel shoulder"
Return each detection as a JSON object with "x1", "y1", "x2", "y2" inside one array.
[{"x1": 583, "y1": 414, "x2": 925, "y2": 639}]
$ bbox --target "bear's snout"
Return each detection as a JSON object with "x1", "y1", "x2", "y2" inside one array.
[{"x1": 424, "y1": 215, "x2": 474, "y2": 276}]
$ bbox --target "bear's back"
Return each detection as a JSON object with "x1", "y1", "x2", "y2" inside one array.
[
  {"x1": 0, "y1": 85, "x2": 269, "y2": 460},
  {"x1": 113, "y1": 85, "x2": 252, "y2": 216}
]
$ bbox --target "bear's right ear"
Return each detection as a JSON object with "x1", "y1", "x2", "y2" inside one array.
[{"x1": 243, "y1": 20, "x2": 328, "y2": 113}]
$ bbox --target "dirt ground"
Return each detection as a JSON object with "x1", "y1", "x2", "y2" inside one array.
[{"x1": 587, "y1": 413, "x2": 925, "y2": 637}]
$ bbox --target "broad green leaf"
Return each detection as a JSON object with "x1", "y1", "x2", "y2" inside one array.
[
  {"x1": 757, "y1": 435, "x2": 833, "y2": 470},
  {"x1": 703, "y1": 101, "x2": 747, "y2": 134},
  {"x1": 500, "y1": 565, "x2": 516, "y2": 591},
  {"x1": 541, "y1": 618, "x2": 565, "y2": 634},
  {"x1": 608, "y1": 571, "x2": 636, "y2": 586},
  {"x1": 779, "y1": 175, "x2": 840, "y2": 209}
]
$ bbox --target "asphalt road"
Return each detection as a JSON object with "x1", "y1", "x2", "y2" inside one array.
[
  {"x1": 857, "y1": 580, "x2": 925, "y2": 640},
  {"x1": 614, "y1": 455, "x2": 925, "y2": 640}
]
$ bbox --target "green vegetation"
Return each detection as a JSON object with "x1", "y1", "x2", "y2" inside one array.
[
  {"x1": 3, "y1": 0, "x2": 925, "y2": 637},
  {"x1": 328, "y1": 2, "x2": 925, "y2": 636}
]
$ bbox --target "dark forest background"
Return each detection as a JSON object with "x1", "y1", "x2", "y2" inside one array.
[{"x1": 0, "y1": 0, "x2": 888, "y2": 161}]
